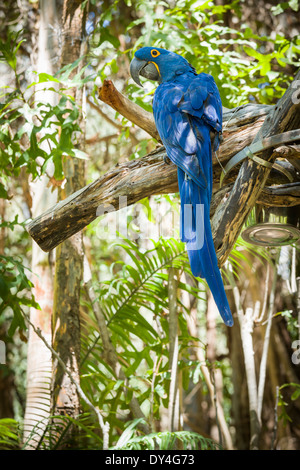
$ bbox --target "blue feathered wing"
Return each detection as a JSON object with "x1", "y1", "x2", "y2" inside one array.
[{"x1": 153, "y1": 73, "x2": 233, "y2": 326}]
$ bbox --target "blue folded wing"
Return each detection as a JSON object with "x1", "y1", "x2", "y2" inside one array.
[{"x1": 153, "y1": 72, "x2": 233, "y2": 327}]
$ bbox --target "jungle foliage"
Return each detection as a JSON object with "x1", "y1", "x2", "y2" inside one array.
[{"x1": 0, "y1": 0, "x2": 299, "y2": 450}]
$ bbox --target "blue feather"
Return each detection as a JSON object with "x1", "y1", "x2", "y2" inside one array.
[
  {"x1": 132, "y1": 47, "x2": 233, "y2": 326},
  {"x1": 178, "y1": 167, "x2": 233, "y2": 327}
]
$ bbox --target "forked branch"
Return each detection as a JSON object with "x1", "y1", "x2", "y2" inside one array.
[{"x1": 26, "y1": 76, "x2": 300, "y2": 264}]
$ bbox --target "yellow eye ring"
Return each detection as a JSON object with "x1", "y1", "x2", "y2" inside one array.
[{"x1": 151, "y1": 49, "x2": 160, "y2": 58}]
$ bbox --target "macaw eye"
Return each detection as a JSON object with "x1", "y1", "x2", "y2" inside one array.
[{"x1": 151, "y1": 49, "x2": 160, "y2": 58}]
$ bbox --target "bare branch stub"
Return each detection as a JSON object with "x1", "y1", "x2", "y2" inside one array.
[{"x1": 98, "y1": 79, "x2": 161, "y2": 142}]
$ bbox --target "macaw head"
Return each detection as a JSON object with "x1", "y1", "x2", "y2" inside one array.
[{"x1": 130, "y1": 47, "x2": 194, "y2": 86}]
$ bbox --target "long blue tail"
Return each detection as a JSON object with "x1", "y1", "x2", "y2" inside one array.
[{"x1": 178, "y1": 167, "x2": 233, "y2": 327}]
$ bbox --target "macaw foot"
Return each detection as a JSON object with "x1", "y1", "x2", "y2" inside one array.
[{"x1": 164, "y1": 155, "x2": 171, "y2": 165}]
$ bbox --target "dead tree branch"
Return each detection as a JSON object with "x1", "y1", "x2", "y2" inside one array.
[
  {"x1": 98, "y1": 79, "x2": 161, "y2": 142},
  {"x1": 212, "y1": 69, "x2": 300, "y2": 265},
  {"x1": 26, "y1": 77, "x2": 300, "y2": 264}
]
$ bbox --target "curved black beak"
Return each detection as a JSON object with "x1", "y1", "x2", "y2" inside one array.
[
  {"x1": 130, "y1": 57, "x2": 147, "y2": 87},
  {"x1": 130, "y1": 56, "x2": 160, "y2": 87}
]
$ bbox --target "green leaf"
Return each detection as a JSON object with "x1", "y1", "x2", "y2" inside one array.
[
  {"x1": 72, "y1": 149, "x2": 89, "y2": 160},
  {"x1": 0, "y1": 181, "x2": 8, "y2": 199},
  {"x1": 99, "y1": 27, "x2": 120, "y2": 48},
  {"x1": 7, "y1": 303, "x2": 27, "y2": 337}
]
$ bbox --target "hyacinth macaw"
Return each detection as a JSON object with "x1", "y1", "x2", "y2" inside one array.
[{"x1": 130, "y1": 47, "x2": 233, "y2": 327}]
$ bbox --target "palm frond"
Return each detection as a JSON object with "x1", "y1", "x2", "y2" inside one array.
[
  {"x1": 79, "y1": 236, "x2": 205, "y2": 444},
  {"x1": 112, "y1": 417, "x2": 220, "y2": 450},
  {"x1": 0, "y1": 418, "x2": 20, "y2": 450}
]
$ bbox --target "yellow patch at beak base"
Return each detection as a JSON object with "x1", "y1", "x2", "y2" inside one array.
[{"x1": 149, "y1": 61, "x2": 160, "y2": 77}]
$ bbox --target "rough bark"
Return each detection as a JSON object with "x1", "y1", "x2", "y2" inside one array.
[
  {"x1": 212, "y1": 69, "x2": 300, "y2": 265},
  {"x1": 23, "y1": 0, "x2": 58, "y2": 448},
  {"x1": 51, "y1": 0, "x2": 86, "y2": 422},
  {"x1": 98, "y1": 79, "x2": 161, "y2": 142}
]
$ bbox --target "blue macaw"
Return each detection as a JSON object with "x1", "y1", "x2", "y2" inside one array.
[{"x1": 130, "y1": 47, "x2": 233, "y2": 327}]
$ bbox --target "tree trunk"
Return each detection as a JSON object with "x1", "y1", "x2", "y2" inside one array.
[
  {"x1": 23, "y1": 0, "x2": 58, "y2": 448},
  {"x1": 51, "y1": 0, "x2": 86, "y2": 425},
  {"x1": 228, "y1": 250, "x2": 300, "y2": 450}
]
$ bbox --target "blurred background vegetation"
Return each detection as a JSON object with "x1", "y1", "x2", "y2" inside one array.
[{"x1": 0, "y1": 0, "x2": 299, "y2": 450}]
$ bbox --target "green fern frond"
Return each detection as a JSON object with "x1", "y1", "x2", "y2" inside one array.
[
  {"x1": 0, "y1": 418, "x2": 20, "y2": 450},
  {"x1": 112, "y1": 422, "x2": 221, "y2": 450},
  {"x1": 100, "y1": 237, "x2": 198, "y2": 321}
]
